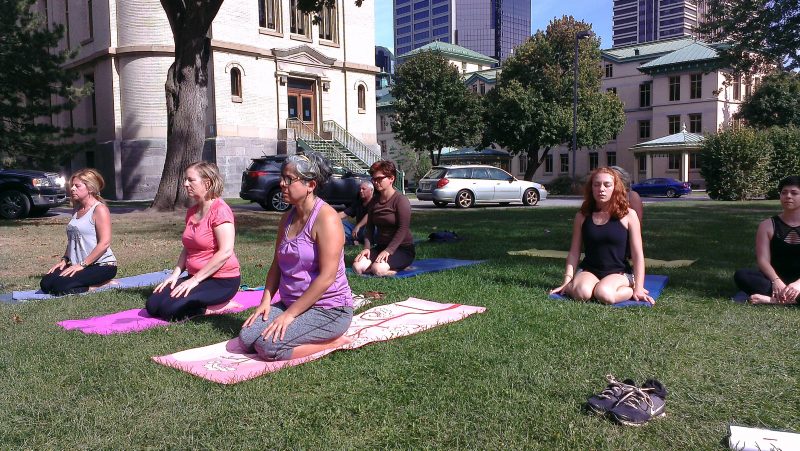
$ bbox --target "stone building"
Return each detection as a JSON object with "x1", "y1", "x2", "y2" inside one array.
[{"x1": 38, "y1": 0, "x2": 380, "y2": 199}]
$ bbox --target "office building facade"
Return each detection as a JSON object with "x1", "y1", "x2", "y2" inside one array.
[
  {"x1": 394, "y1": 0, "x2": 530, "y2": 62},
  {"x1": 612, "y1": 0, "x2": 708, "y2": 47}
]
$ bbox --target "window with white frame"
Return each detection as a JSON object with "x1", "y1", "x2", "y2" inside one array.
[
  {"x1": 357, "y1": 84, "x2": 366, "y2": 112},
  {"x1": 545, "y1": 154, "x2": 553, "y2": 173},
  {"x1": 519, "y1": 155, "x2": 527, "y2": 175},
  {"x1": 589, "y1": 152, "x2": 598, "y2": 170},
  {"x1": 606, "y1": 151, "x2": 617, "y2": 167},
  {"x1": 319, "y1": 1, "x2": 338, "y2": 42},
  {"x1": 290, "y1": 0, "x2": 311, "y2": 38},
  {"x1": 259, "y1": 0, "x2": 282, "y2": 32},
  {"x1": 668, "y1": 153, "x2": 680, "y2": 170},
  {"x1": 230, "y1": 68, "x2": 242, "y2": 100},
  {"x1": 560, "y1": 154, "x2": 569, "y2": 173}
]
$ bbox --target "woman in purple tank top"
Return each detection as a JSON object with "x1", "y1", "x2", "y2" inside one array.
[
  {"x1": 239, "y1": 153, "x2": 353, "y2": 361},
  {"x1": 550, "y1": 168, "x2": 653, "y2": 305}
]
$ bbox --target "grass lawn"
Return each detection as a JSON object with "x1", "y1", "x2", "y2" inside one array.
[{"x1": 0, "y1": 201, "x2": 797, "y2": 448}]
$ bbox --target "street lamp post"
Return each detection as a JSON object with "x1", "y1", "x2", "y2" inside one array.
[{"x1": 572, "y1": 30, "x2": 594, "y2": 181}]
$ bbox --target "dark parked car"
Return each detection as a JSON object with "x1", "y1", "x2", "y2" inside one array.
[
  {"x1": 0, "y1": 168, "x2": 68, "y2": 219},
  {"x1": 631, "y1": 178, "x2": 692, "y2": 198},
  {"x1": 240, "y1": 155, "x2": 370, "y2": 211}
]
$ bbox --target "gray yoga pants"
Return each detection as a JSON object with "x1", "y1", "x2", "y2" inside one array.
[{"x1": 239, "y1": 301, "x2": 353, "y2": 361}]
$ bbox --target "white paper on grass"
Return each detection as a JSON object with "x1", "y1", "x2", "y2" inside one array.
[{"x1": 729, "y1": 425, "x2": 800, "y2": 451}]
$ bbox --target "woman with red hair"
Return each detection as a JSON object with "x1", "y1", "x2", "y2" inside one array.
[{"x1": 550, "y1": 167, "x2": 653, "y2": 305}]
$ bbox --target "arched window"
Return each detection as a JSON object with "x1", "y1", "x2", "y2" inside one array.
[
  {"x1": 357, "y1": 84, "x2": 366, "y2": 112},
  {"x1": 230, "y1": 67, "x2": 242, "y2": 100}
]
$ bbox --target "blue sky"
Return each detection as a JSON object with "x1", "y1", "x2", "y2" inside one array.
[{"x1": 375, "y1": 0, "x2": 614, "y2": 52}]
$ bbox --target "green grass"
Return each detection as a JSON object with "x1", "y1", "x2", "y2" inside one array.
[{"x1": 0, "y1": 202, "x2": 798, "y2": 448}]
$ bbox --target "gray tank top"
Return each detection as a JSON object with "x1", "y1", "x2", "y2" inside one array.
[{"x1": 66, "y1": 202, "x2": 116, "y2": 265}]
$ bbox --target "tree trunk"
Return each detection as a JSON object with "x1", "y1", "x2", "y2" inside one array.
[
  {"x1": 523, "y1": 148, "x2": 549, "y2": 181},
  {"x1": 151, "y1": 1, "x2": 222, "y2": 211}
]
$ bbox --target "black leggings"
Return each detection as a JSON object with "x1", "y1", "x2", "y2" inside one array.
[
  {"x1": 734, "y1": 268, "x2": 772, "y2": 296},
  {"x1": 374, "y1": 244, "x2": 415, "y2": 271},
  {"x1": 145, "y1": 276, "x2": 240, "y2": 321},
  {"x1": 40, "y1": 264, "x2": 118, "y2": 295}
]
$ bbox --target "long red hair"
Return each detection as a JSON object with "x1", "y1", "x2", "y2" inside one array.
[{"x1": 580, "y1": 167, "x2": 629, "y2": 219}]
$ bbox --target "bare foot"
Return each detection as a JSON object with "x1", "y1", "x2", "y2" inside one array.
[{"x1": 749, "y1": 294, "x2": 776, "y2": 304}]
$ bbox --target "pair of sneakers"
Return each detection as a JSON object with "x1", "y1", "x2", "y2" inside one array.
[{"x1": 587, "y1": 374, "x2": 668, "y2": 426}]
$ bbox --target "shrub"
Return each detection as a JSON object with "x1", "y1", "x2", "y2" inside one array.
[
  {"x1": 547, "y1": 175, "x2": 584, "y2": 195},
  {"x1": 700, "y1": 127, "x2": 773, "y2": 200},
  {"x1": 764, "y1": 126, "x2": 800, "y2": 199}
]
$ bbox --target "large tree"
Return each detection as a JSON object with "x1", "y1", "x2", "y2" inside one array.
[
  {"x1": 697, "y1": 0, "x2": 799, "y2": 73},
  {"x1": 390, "y1": 50, "x2": 484, "y2": 166},
  {"x1": 0, "y1": 0, "x2": 92, "y2": 168},
  {"x1": 482, "y1": 16, "x2": 625, "y2": 181},
  {"x1": 152, "y1": 0, "x2": 344, "y2": 210},
  {"x1": 738, "y1": 72, "x2": 800, "y2": 129}
]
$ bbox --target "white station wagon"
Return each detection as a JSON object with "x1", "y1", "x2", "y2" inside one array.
[{"x1": 416, "y1": 165, "x2": 548, "y2": 208}]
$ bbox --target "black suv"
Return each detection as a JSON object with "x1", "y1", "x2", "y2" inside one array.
[
  {"x1": 240, "y1": 155, "x2": 370, "y2": 211},
  {"x1": 0, "y1": 169, "x2": 68, "y2": 219}
]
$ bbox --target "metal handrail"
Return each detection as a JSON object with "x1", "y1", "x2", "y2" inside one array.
[
  {"x1": 322, "y1": 120, "x2": 381, "y2": 166},
  {"x1": 286, "y1": 119, "x2": 363, "y2": 173}
]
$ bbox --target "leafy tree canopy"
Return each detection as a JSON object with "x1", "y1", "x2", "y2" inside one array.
[
  {"x1": 698, "y1": 0, "x2": 800, "y2": 73},
  {"x1": 390, "y1": 50, "x2": 483, "y2": 165},
  {"x1": 0, "y1": 0, "x2": 92, "y2": 168},
  {"x1": 738, "y1": 72, "x2": 800, "y2": 129},
  {"x1": 482, "y1": 16, "x2": 624, "y2": 180}
]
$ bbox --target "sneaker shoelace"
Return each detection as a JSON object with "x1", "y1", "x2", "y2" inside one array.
[
  {"x1": 596, "y1": 374, "x2": 634, "y2": 400},
  {"x1": 617, "y1": 386, "x2": 657, "y2": 411}
]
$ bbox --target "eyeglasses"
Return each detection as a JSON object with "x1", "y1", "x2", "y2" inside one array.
[
  {"x1": 372, "y1": 175, "x2": 390, "y2": 184},
  {"x1": 280, "y1": 175, "x2": 303, "y2": 185}
]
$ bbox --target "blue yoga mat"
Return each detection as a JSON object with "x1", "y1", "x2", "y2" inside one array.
[
  {"x1": 351, "y1": 258, "x2": 486, "y2": 279},
  {"x1": 549, "y1": 275, "x2": 669, "y2": 308},
  {"x1": 1, "y1": 270, "x2": 186, "y2": 304}
]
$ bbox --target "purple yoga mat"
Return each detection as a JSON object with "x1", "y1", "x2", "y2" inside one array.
[{"x1": 58, "y1": 290, "x2": 273, "y2": 335}]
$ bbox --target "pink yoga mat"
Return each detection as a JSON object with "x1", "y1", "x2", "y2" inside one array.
[
  {"x1": 57, "y1": 291, "x2": 273, "y2": 335},
  {"x1": 152, "y1": 298, "x2": 486, "y2": 384}
]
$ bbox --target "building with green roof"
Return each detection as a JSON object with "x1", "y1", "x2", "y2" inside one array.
[{"x1": 523, "y1": 36, "x2": 752, "y2": 187}]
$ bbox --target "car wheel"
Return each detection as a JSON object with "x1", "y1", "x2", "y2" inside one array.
[
  {"x1": 268, "y1": 188, "x2": 290, "y2": 212},
  {"x1": 433, "y1": 200, "x2": 448, "y2": 207},
  {"x1": 455, "y1": 190, "x2": 474, "y2": 208},
  {"x1": 522, "y1": 188, "x2": 540, "y2": 206},
  {"x1": 0, "y1": 190, "x2": 31, "y2": 219},
  {"x1": 666, "y1": 188, "x2": 677, "y2": 198}
]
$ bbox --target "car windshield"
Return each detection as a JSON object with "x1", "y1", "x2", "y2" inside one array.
[{"x1": 422, "y1": 168, "x2": 447, "y2": 179}]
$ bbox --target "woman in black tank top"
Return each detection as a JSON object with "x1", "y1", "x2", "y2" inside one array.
[
  {"x1": 551, "y1": 168, "x2": 653, "y2": 305},
  {"x1": 734, "y1": 176, "x2": 800, "y2": 305}
]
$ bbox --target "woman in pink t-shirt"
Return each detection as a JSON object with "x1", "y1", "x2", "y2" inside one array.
[{"x1": 146, "y1": 162, "x2": 241, "y2": 320}]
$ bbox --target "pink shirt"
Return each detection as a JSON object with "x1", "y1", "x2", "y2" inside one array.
[{"x1": 182, "y1": 198, "x2": 240, "y2": 278}]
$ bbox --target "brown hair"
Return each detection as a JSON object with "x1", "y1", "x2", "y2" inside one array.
[
  {"x1": 186, "y1": 161, "x2": 224, "y2": 200},
  {"x1": 70, "y1": 168, "x2": 105, "y2": 206},
  {"x1": 580, "y1": 167, "x2": 629, "y2": 220},
  {"x1": 369, "y1": 160, "x2": 397, "y2": 178}
]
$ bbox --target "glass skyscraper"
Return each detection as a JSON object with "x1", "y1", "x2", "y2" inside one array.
[
  {"x1": 394, "y1": 0, "x2": 530, "y2": 62},
  {"x1": 612, "y1": 0, "x2": 708, "y2": 47}
]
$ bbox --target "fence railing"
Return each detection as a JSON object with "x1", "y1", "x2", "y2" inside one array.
[{"x1": 322, "y1": 120, "x2": 380, "y2": 167}]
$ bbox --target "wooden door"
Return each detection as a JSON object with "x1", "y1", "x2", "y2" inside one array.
[{"x1": 287, "y1": 78, "x2": 316, "y2": 131}]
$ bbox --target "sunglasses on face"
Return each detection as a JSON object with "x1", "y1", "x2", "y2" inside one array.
[{"x1": 372, "y1": 175, "x2": 390, "y2": 183}]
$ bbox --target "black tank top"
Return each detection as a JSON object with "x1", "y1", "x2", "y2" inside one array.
[
  {"x1": 579, "y1": 214, "x2": 632, "y2": 277},
  {"x1": 771, "y1": 216, "x2": 800, "y2": 282}
]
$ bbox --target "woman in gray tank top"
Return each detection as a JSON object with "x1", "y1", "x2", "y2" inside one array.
[{"x1": 40, "y1": 169, "x2": 117, "y2": 295}]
